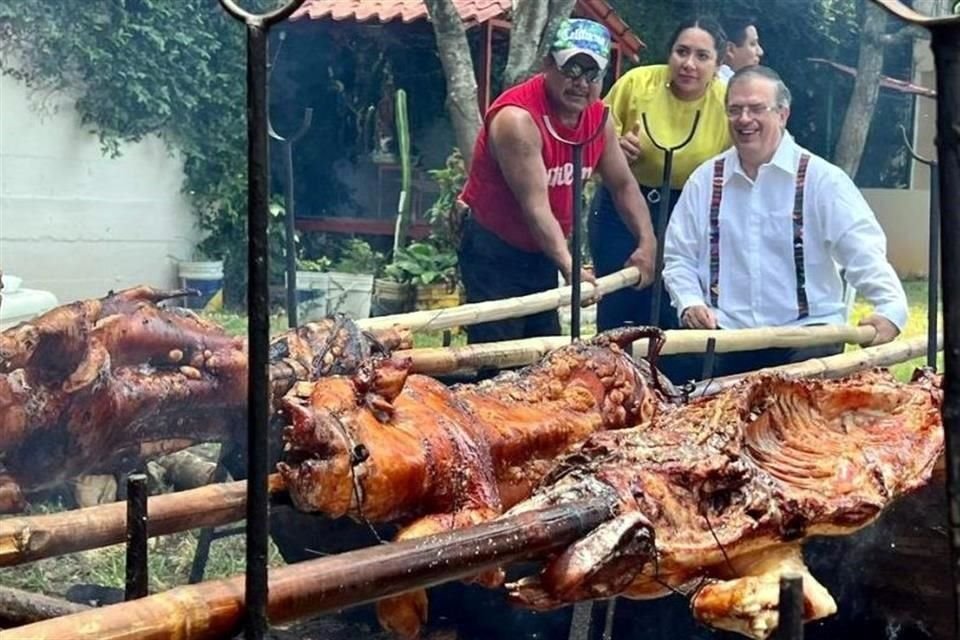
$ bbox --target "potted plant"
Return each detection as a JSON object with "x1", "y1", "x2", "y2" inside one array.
[{"x1": 385, "y1": 241, "x2": 460, "y2": 311}]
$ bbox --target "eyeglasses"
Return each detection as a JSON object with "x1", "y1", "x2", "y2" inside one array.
[
  {"x1": 725, "y1": 104, "x2": 779, "y2": 119},
  {"x1": 559, "y1": 61, "x2": 605, "y2": 84}
]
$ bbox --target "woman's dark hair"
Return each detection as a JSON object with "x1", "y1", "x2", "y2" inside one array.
[{"x1": 666, "y1": 17, "x2": 727, "y2": 59}]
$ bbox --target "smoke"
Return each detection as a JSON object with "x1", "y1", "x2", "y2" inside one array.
[{"x1": 802, "y1": 481, "x2": 946, "y2": 639}]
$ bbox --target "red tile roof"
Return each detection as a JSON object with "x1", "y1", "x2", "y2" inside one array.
[
  {"x1": 291, "y1": 0, "x2": 644, "y2": 59},
  {"x1": 291, "y1": 0, "x2": 511, "y2": 24}
]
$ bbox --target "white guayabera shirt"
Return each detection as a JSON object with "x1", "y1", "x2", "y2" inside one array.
[{"x1": 663, "y1": 132, "x2": 908, "y2": 331}]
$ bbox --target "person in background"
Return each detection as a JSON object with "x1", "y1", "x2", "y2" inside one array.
[
  {"x1": 590, "y1": 17, "x2": 732, "y2": 333},
  {"x1": 663, "y1": 66, "x2": 907, "y2": 379},
  {"x1": 717, "y1": 17, "x2": 764, "y2": 82},
  {"x1": 458, "y1": 18, "x2": 656, "y2": 344}
]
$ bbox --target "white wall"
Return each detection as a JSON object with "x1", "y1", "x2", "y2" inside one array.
[{"x1": 0, "y1": 71, "x2": 200, "y2": 303}]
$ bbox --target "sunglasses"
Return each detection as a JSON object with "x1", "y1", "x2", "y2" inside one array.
[{"x1": 559, "y1": 61, "x2": 605, "y2": 84}]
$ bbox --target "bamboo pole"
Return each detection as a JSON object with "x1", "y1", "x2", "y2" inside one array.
[
  {"x1": 358, "y1": 267, "x2": 640, "y2": 333},
  {"x1": 0, "y1": 586, "x2": 88, "y2": 626},
  {"x1": 692, "y1": 333, "x2": 942, "y2": 398},
  {"x1": 0, "y1": 475, "x2": 285, "y2": 568},
  {"x1": 0, "y1": 499, "x2": 612, "y2": 640},
  {"x1": 401, "y1": 325, "x2": 877, "y2": 376}
]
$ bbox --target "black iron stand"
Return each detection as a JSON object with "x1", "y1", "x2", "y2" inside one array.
[
  {"x1": 543, "y1": 109, "x2": 609, "y2": 341},
  {"x1": 775, "y1": 573, "x2": 804, "y2": 639},
  {"x1": 124, "y1": 473, "x2": 149, "y2": 601},
  {"x1": 870, "y1": 3, "x2": 960, "y2": 636},
  {"x1": 267, "y1": 31, "x2": 313, "y2": 328},
  {"x1": 217, "y1": 2, "x2": 306, "y2": 638},
  {"x1": 900, "y1": 124, "x2": 940, "y2": 368},
  {"x1": 642, "y1": 111, "x2": 701, "y2": 327}
]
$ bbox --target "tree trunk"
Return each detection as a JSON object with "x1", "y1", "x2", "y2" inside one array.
[
  {"x1": 504, "y1": 0, "x2": 578, "y2": 87},
  {"x1": 833, "y1": 3, "x2": 888, "y2": 178},
  {"x1": 424, "y1": 0, "x2": 482, "y2": 163}
]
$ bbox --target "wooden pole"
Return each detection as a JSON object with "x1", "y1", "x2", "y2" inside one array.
[
  {"x1": 0, "y1": 586, "x2": 88, "y2": 626},
  {"x1": 0, "y1": 475, "x2": 285, "y2": 568},
  {"x1": 0, "y1": 499, "x2": 612, "y2": 640},
  {"x1": 400, "y1": 325, "x2": 877, "y2": 376},
  {"x1": 357, "y1": 267, "x2": 640, "y2": 333},
  {"x1": 692, "y1": 333, "x2": 942, "y2": 398}
]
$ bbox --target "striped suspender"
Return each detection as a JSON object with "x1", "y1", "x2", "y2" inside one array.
[
  {"x1": 793, "y1": 154, "x2": 811, "y2": 319},
  {"x1": 708, "y1": 159, "x2": 725, "y2": 307},
  {"x1": 708, "y1": 153, "x2": 812, "y2": 319}
]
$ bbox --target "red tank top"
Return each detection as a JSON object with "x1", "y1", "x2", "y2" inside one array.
[{"x1": 460, "y1": 74, "x2": 607, "y2": 252}]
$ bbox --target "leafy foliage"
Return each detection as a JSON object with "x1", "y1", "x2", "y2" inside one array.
[
  {"x1": 0, "y1": 0, "x2": 283, "y2": 306},
  {"x1": 384, "y1": 242, "x2": 458, "y2": 287}
]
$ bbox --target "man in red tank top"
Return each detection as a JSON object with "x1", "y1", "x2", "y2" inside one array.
[{"x1": 459, "y1": 19, "x2": 657, "y2": 344}]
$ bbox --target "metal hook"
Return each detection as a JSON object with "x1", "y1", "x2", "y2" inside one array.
[
  {"x1": 899, "y1": 123, "x2": 935, "y2": 166},
  {"x1": 641, "y1": 110, "x2": 702, "y2": 153},
  {"x1": 218, "y1": 0, "x2": 305, "y2": 26}
]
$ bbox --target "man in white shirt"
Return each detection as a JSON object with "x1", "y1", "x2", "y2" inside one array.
[
  {"x1": 663, "y1": 65, "x2": 907, "y2": 379},
  {"x1": 717, "y1": 18, "x2": 764, "y2": 82}
]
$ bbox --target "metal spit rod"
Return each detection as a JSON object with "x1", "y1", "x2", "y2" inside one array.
[
  {"x1": 870, "y1": 2, "x2": 960, "y2": 635},
  {"x1": 267, "y1": 30, "x2": 314, "y2": 328},
  {"x1": 216, "y1": 2, "x2": 307, "y2": 639},
  {"x1": 543, "y1": 109, "x2": 609, "y2": 341}
]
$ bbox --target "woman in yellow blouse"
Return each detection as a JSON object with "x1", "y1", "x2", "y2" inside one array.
[{"x1": 590, "y1": 17, "x2": 732, "y2": 332}]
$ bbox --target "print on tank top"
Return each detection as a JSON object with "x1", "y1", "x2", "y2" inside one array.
[{"x1": 546, "y1": 165, "x2": 595, "y2": 188}]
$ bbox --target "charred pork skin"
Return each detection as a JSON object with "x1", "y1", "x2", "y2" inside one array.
[
  {"x1": 276, "y1": 326, "x2": 671, "y2": 637},
  {"x1": 502, "y1": 369, "x2": 943, "y2": 639},
  {"x1": 0, "y1": 287, "x2": 409, "y2": 509}
]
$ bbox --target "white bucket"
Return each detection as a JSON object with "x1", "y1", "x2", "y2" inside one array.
[
  {"x1": 178, "y1": 260, "x2": 224, "y2": 310},
  {"x1": 326, "y1": 271, "x2": 374, "y2": 319},
  {"x1": 295, "y1": 271, "x2": 329, "y2": 321}
]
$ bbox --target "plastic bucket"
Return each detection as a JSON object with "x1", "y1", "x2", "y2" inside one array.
[
  {"x1": 326, "y1": 271, "x2": 374, "y2": 319},
  {"x1": 415, "y1": 284, "x2": 462, "y2": 311},
  {"x1": 295, "y1": 271, "x2": 329, "y2": 321},
  {"x1": 178, "y1": 261, "x2": 224, "y2": 310},
  {"x1": 372, "y1": 279, "x2": 413, "y2": 317}
]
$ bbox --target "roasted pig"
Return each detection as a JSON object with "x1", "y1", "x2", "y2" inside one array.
[
  {"x1": 0, "y1": 287, "x2": 409, "y2": 510},
  {"x1": 501, "y1": 369, "x2": 943, "y2": 639},
  {"x1": 276, "y1": 326, "x2": 672, "y2": 637}
]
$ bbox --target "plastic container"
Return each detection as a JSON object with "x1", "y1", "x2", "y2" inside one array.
[
  {"x1": 326, "y1": 271, "x2": 374, "y2": 319},
  {"x1": 372, "y1": 279, "x2": 412, "y2": 317},
  {"x1": 178, "y1": 260, "x2": 224, "y2": 310},
  {"x1": 295, "y1": 271, "x2": 329, "y2": 322},
  {"x1": 0, "y1": 274, "x2": 58, "y2": 329}
]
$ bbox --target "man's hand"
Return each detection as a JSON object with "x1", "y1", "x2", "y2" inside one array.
[
  {"x1": 561, "y1": 264, "x2": 600, "y2": 305},
  {"x1": 858, "y1": 314, "x2": 900, "y2": 346},
  {"x1": 624, "y1": 241, "x2": 656, "y2": 289},
  {"x1": 681, "y1": 305, "x2": 718, "y2": 329},
  {"x1": 619, "y1": 122, "x2": 643, "y2": 163}
]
